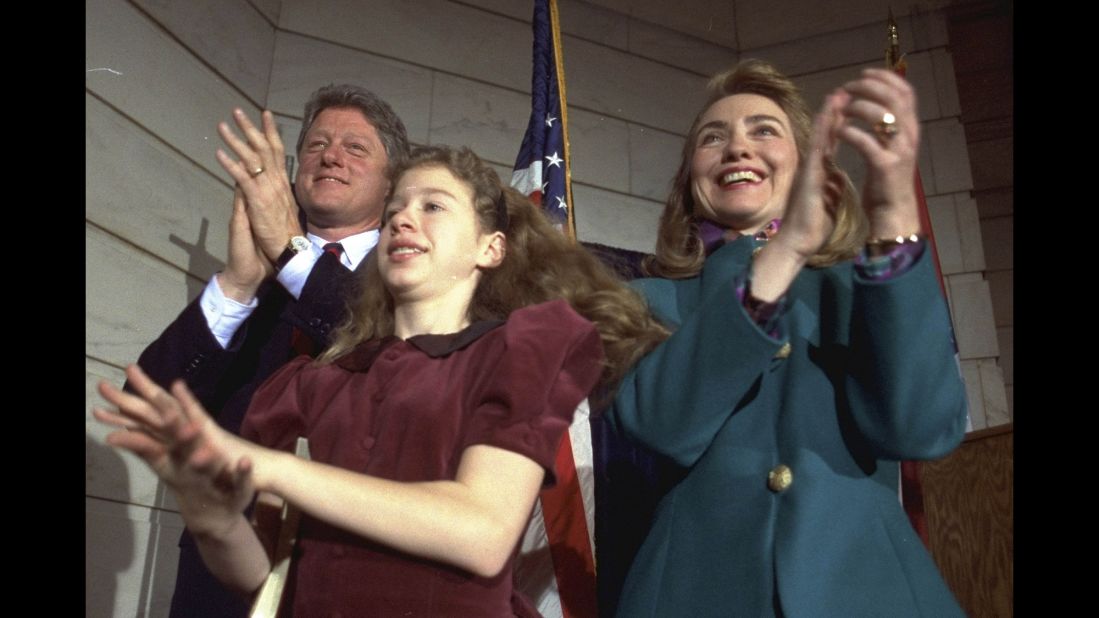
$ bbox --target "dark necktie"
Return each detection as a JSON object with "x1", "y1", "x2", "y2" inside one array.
[{"x1": 290, "y1": 242, "x2": 345, "y2": 358}]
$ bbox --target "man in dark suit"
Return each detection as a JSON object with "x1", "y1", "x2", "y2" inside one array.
[{"x1": 135, "y1": 84, "x2": 410, "y2": 617}]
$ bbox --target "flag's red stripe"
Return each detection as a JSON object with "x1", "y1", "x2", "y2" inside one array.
[
  {"x1": 539, "y1": 433, "x2": 598, "y2": 618},
  {"x1": 903, "y1": 101, "x2": 943, "y2": 551},
  {"x1": 913, "y1": 169, "x2": 947, "y2": 297},
  {"x1": 900, "y1": 460, "x2": 929, "y2": 544}
]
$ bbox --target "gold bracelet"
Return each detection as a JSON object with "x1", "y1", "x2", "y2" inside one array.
[{"x1": 865, "y1": 233, "x2": 924, "y2": 257}]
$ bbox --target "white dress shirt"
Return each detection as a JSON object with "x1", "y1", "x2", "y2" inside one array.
[{"x1": 201, "y1": 229, "x2": 380, "y2": 348}]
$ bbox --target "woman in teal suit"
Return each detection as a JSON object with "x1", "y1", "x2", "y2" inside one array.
[{"x1": 605, "y1": 60, "x2": 968, "y2": 617}]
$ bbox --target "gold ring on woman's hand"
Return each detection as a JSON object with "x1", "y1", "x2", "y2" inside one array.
[{"x1": 873, "y1": 112, "x2": 898, "y2": 143}]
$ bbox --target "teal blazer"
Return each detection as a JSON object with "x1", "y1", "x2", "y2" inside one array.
[{"x1": 606, "y1": 236, "x2": 967, "y2": 617}]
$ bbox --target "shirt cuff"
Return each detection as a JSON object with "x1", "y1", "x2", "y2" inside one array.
[
  {"x1": 202, "y1": 276, "x2": 259, "y2": 349},
  {"x1": 733, "y1": 268, "x2": 787, "y2": 339},
  {"x1": 854, "y1": 239, "x2": 927, "y2": 280},
  {"x1": 276, "y1": 244, "x2": 323, "y2": 300}
]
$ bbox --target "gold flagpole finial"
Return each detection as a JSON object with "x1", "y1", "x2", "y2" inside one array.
[{"x1": 886, "y1": 9, "x2": 906, "y2": 72}]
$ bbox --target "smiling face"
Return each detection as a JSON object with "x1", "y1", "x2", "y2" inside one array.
[
  {"x1": 689, "y1": 93, "x2": 799, "y2": 234},
  {"x1": 293, "y1": 106, "x2": 391, "y2": 235},
  {"x1": 378, "y1": 165, "x2": 505, "y2": 311}
]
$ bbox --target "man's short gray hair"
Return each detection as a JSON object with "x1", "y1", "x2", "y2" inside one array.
[{"x1": 296, "y1": 84, "x2": 410, "y2": 171}]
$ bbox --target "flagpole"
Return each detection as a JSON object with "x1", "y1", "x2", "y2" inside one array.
[
  {"x1": 887, "y1": 9, "x2": 947, "y2": 550},
  {"x1": 548, "y1": 0, "x2": 577, "y2": 242},
  {"x1": 886, "y1": 9, "x2": 947, "y2": 298}
]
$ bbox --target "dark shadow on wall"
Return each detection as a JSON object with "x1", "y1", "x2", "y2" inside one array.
[
  {"x1": 86, "y1": 433, "x2": 133, "y2": 617},
  {"x1": 170, "y1": 217, "x2": 225, "y2": 302},
  {"x1": 87, "y1": 434, "x2": 185, "y2": 616},
  {"x1": 138, "y1": 490, "x2": 185, "y2": 617}
]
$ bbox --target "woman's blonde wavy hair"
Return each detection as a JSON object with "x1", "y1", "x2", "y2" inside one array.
[
  {"x1": 320, "y1": 145, "x2": 668, "y2": 395},
  {"x1": 645, "y1": 59, "x2": 868, "y2": 279}
]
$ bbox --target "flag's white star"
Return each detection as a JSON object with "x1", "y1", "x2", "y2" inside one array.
[
  {"x1": 545, "y1": 152, "x2": 563, "y2": 168},
  {"x1": 545, "y1": 114, "x2": 557, "y2": 127},
  {"x1": 556, "y1": 196, "x2": 568, "y2": 209},
  {"x1": 541, "y1": 181, "x2": 549, "y2": 193}
]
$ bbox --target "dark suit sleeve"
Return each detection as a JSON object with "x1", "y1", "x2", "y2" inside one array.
[
  {"x1": 284, "y1": 251, "x2": 359, "y2": 347},
  {"x1": 132, "y1": 294, "x2": 240, "y2": 406},
  {"x1": 133, "y1": 254, "x2": 358, "y2": 423},
  {"x1": 846, "y1": 249, "x2": 968, "y2": 460},
  {"x1": 607, "y1": 278, "x2": 784, "y2": 468}
]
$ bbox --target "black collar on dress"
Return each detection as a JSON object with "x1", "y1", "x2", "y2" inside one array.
[
  {"x1": 334, "y1": 319, "x2": 505, "y2": 371},
  {"x1": 406, "y1": 319, "x2": 505, "y2": 358}
]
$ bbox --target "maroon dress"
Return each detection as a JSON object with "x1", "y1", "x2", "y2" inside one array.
[{"x1": 241, "y1": 299, "x2": 604, "y2": 617}]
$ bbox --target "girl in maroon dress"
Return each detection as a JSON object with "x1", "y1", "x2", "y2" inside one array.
[{"x1": 94, "y1": 145, "x2": 665, "y2": 617}]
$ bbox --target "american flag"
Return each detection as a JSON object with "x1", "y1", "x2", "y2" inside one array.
[
  {"x1": 510, "y1": 2, "x2": 596, "y2": 618},
  {"x1": 511, "y1": 0, "x2": 574, "y2": 236}
]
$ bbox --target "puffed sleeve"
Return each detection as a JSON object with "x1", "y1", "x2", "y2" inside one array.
[
  {"x1": 461, "y1": 299, "x2": 604, "y2": 484},
  {"x1": 239, "y1": 355, "x2": 314, "y2": 453}
]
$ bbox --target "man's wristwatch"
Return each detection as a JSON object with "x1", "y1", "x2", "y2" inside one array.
[{"x1": 274, "y1": 235, "x2": 311, "y2": 273}]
